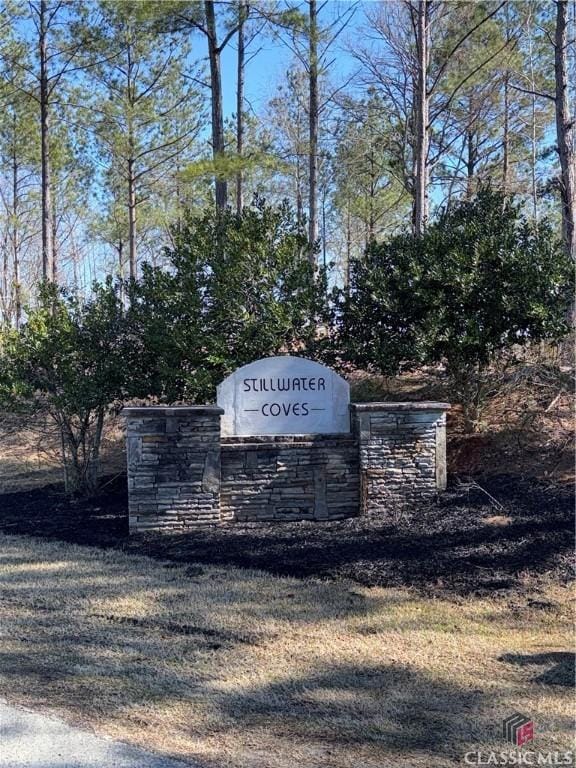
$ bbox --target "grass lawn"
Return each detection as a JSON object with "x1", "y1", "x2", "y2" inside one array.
[{"x1": 0, "y1": 534, "x2": 573, "y2": 768}]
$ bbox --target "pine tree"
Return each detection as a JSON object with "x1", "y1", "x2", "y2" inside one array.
[{"x1": 85, "y1": 1, "x2": 205, "y2": 279}]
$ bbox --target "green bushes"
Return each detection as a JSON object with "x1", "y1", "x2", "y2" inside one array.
[
  {"x1": 0, "y1": 281, "x2": 132, "y2": 494},
  {"x1": 339, "y1": 189, "x2": 572, "y2": 428},
  {"x1": 1, "y1": 191, "x2": 571, "y2": 493},
  {"x1": 0, "y1": 201, "x2": 327, "y2": 494},
  {"x1": 126, "y1": 198, "x2": 327, "y2": 403}
]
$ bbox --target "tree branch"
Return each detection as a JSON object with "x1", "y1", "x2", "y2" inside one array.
[
  {"x1": 429, "y1": 1, "x2": 506, "y2": 95},
  {"x1": 508, "y1": 82, "x2": 556, "y2": 103}
]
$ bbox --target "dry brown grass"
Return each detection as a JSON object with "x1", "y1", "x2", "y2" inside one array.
[
  {"x1": 349, "y1": 361, "x2": 575, "y2": 484},
  {"x1": 0, "y1": 414, "x2": 61, "y2": 491},
  {"x1": 0, "y1": 534, "x2": 573, "y2": 768},
  {"x1": 0, "y1": 412, "x2": 125, "y2": 493}
]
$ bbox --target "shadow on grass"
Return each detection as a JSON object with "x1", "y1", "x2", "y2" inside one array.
[
  {"x1": 0, "y1": 536, "x2": 573, "y2": 767},
  {"x1": 498, "y1": 651, "x2": 575, "y2": 687},
  {"x1": 213, "y1": 660, "x2": 489, "y2": 756}
]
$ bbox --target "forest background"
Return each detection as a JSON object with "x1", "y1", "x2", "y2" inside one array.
[
  {"x1": 0, "y1": 0, "x2": 573, "y2": 495},
  {"x1": 0, "y1": 0, "x2": 573, "y2": 313}
]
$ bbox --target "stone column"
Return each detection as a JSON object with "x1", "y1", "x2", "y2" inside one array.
[
  {"x1": 350, "y1": 402, "x2": 450, "y2": 514},
  {"x1": 123, "y1": 406, "x2": 224, "y2": 532}
]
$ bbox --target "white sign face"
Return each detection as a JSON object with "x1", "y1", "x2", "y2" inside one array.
[{"x1": 217, "y1": 356, "x2": 350, "y2": 436}]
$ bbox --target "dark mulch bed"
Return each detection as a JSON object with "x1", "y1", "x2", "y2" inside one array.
[{"x1": 0, "y1": 474, "x2": 573, "y2": 596}]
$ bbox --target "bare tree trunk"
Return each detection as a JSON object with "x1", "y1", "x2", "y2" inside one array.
[
  {"x1": 117, "y1": 239, "x2": 125, "y2": 305},
  {"x1": 413, "y1": 0, "x2": 429, "y2": 235},
  {"x1": 296, "y1": 158, "x2": 303, "y2": 228},
  {"x1": 236, "y1": 2, "x2": 248, "y2": 215},
  {"x1": 466, "y1": 97, "x2": 476, "y2": 200},
  {"x1": 12, "y1": 123, "x2": 21, "y2": 329},
  {"x1": 128, "y1": 156, "x2": 137, "y2": 280},
  {"x1": 61, "y1": 416, "x2": 81, "y2": 494},
  {"x1": 58, "y1": 417, "x2": 70, "y2": 494},
  {"x1": 86, "y1": 407, "x2": 105, "y2": 495},
  {"x1": 39, "y1": 0, "x2": 54, "y2": 282},
  {"x1": 118, "y1": 238, "x2": 124, "y2": 279},
  {"x1": 530, "y1": 86, "x2": 538, "y2": 222},
  {"x1": 466, "y1": 131, "x2": 475, "y2": 200},
  {"x1": 502, "y1": 71, "x2": 510, "y2": 194},
  {"x1": 308, "y1": 0, "x2": 319, "y2": 264},
  {"x1": 526, "y1": 5, "x2": 539, "y2": 224},
  {"x1": 502, "y1": 2, "x2": 511, "y2": 196},
  {"x1": 345, "y1": 200, "x2": 352, "y2": 289},
  {"x1": 2, "y1": 237, "x2": 8, "y2": 325},
  {"x1": 321, "y1": 185, "x2": 327, "y2": 268},
  {"x1": 363, "y1": 145, "x2": 376, "y2": 247},
  {"x1": 124, "y1": 36, "x2": 138, "y2": 280},
  {"x1": 174, "y1": 144, "x2": 184, "y2": 233},
  {"x1": 72, "y1": 244, "x2": 79, "y2": 291},
  {"x1": 555, "y1": 0, "x2": 575, "y2": 262},
  {"x1": 205, "y1": 0, "x2": 227, "y2": 211},
  {"x1": 51, "y1": 202, "x2": 58, "y2": 282},
  {"x1": 295, "y1": 95, "x2": 304, "y2": 228}
]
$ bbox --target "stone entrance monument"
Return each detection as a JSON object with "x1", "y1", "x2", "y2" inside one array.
[
  {"x1": 217, "y1": 355, "x2": 350, "y2": 436},
  {"x1": 124, "y1": 356, "x2": 449, "y2": 532}
]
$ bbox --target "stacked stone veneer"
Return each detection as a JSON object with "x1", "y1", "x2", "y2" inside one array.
[
  {"x1": 351, "y1": 403, "x2": 448, "y2": 513},
  {"x1": 125, "y1": 406, "x2": 223, "y2": 530},
  {"x1": 124, "y1": 402, "x2": 449, "y2": 532},
  {"x1": 221, "y1": 435, "x2": 359, "y2": 522}
]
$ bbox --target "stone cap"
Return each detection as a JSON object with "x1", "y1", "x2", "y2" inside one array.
[
  {"x1": 123, "y1": 405, "x2": 224, "y2": 417},
  {"x1": 350, "y1": 401, "x2": 450, "y2": 412}
]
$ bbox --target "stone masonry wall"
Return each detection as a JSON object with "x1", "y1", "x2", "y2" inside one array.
[
  {"x1": 351, "y1": 403, "x2": 449, "y2": 513},
  {"x1": 124, "y1": 402, "x2": 449, "y2": 532},
  {"x1": 125, "y1": 406, "x2": 223, "y2": 531},
  {"x1": 221, "y1": 435, "x2": 359, "y2": 522}
]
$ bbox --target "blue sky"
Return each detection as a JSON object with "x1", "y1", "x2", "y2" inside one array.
[{"x1": 217, "y1": 1, "x2": 361, "y2": 119}]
